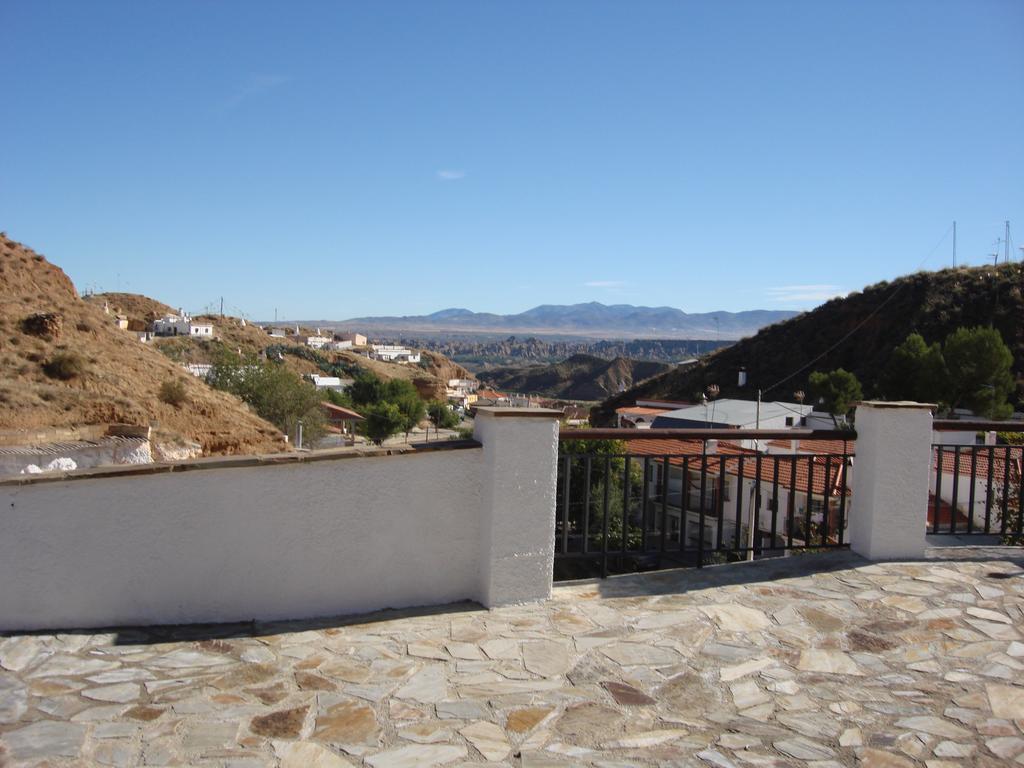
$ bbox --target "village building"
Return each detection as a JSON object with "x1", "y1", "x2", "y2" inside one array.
[
  {"x1": 337, "y1": 332, "x2": 367, "y2": 346},
  {"x1": 153, "y1": 310, "x2": 214, "y2": 338},
  {"x1": 369, "y1": 344, "x2": 421, "y2": 364}
]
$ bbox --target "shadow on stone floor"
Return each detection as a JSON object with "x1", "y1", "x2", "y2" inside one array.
[
  {"x1": 559, "y1": 545, "x2": 1024, "y2": 600},
  {"x1": 1, "y1": 600, "x2": 484, "y2": 646}
]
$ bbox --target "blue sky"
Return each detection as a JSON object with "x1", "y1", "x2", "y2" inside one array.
[{"x1": 2, "y1": 1, "x2": 1022, "y2": 321}]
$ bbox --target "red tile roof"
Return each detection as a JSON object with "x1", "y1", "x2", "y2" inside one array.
[
  {"x1": 625, "y1": 439, "x2": 849, "y2": 497},
  {"x1": 321, "y1": 402, "x2": 364, "y2": 421},
  {"x1": 933, "y1": 445, "x2": 1022, "y2": 482}
]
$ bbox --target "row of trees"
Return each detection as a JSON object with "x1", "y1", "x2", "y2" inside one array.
[
  {"x1": 208, "y1": 349, "x2": 462, "y2": 447},
  {"x1": 883, "y1": 326, "x2": 1015, "y2": 418},
  {"x1": 808, "y1": 325, "x2": 1016, "y2": 424}
]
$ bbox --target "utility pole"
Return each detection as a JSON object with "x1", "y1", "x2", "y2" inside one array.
[
  {"x1": 1005, "y1": 221, "x2": 1011, "y2": 264},
  {"x1": 220, "y1": 296, "x2": 224, "y2": 317},
  {"x1": 952, "y1": 220, "x2": 956, "y2": 267}
]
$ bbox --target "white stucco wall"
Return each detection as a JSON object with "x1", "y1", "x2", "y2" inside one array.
[
  {"x1": 0, "y1": 448, "x2": 485, "y2": 631},
  {"x1": 849, "y1": 402, "x2": 933, "y2": 560}
]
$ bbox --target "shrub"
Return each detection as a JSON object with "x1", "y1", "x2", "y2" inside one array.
[
  {"x1": 42, "y1": 351, "x2": 86, "y2": 380},
  {"x1": 159, "y1": 379, "x2": 189, "y2": 407}
]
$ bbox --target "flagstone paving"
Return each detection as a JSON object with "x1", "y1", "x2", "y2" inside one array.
[{"x1": 1, "y1": 549, "x2": 1022, "y2": 767}]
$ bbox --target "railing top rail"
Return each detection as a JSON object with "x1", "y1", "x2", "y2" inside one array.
[
  {"x1": 933, "y1": 419, "x2": 1024, "y2": 432},
  {"x1": 558, "y1": 428, "x2": 856, "y2": 442}
]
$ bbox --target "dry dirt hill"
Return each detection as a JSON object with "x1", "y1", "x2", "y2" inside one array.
[
  {"x1": 83, "y1": 292, "x2": 175, "y2": 332},
  {"x1": 0, "y1": 235, "x2": 285, "y2": 455}
]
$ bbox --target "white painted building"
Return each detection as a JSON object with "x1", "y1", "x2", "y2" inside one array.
[
  {"x1": 369, "y1": 344, "x2": 421, "y2": 364},
  {"x1": 303, "y1": 335, "x2": 332, "y2": 350},
  {"x1": 153, "y1": 310, "x2": 214, "y2": 338},
  {"x1": 326, "y1": 339, "x2": 353, "y2": 351},
  {"x1": 307, "y1": 375, "x2": 353, "y2": 392}
]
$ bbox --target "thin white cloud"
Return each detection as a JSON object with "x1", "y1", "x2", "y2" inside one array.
[
  {"x1": 436, "y1": 169, "x2": 466, "y2": 181},
  {"x1": 584, "y1": 280, "x2": 626, "y2": 289},
  {"x1": 765, "y1": 284, "x2": 847, "y2": 304},
  {"x1": 222, "y1": 74, "x2": 289, "y2": 110}
]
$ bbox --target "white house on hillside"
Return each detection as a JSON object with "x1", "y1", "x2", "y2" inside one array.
[
  {"x1": 307, "y1": 375, "x2": 354, "y2": 392},
  {"x1": 303, "y1": 335, "x2": 332, "y2": 350},
  {"x1": 369, "y1": 344, "x2": 421, "y2": 364},
  {"x1": 153, "y1": 310, "x2": 214, "y2": 338}
]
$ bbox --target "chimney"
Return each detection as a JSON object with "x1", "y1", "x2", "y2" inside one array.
[{"x1": 706, "y1": 439, "x2": 718, "y2": 454}]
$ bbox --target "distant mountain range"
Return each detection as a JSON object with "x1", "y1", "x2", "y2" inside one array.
[{"x1": 299, "y1": 303, "x2": 799, "y2": 340}]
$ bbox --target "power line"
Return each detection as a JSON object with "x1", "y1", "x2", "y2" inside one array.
[{"x1": 762, "y1": 224, "x2": 954, "y2": 396}]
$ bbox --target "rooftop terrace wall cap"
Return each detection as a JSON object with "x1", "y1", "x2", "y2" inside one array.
[
  {"x1": 0, "y1": 439, "x2": 481, "y2": 487},
  {"x1": 475, "y1": 407, "x2": 563, "y2": 418},
  {"x1": 857, "y1": 400, "x2": 937, "y2": 410}
]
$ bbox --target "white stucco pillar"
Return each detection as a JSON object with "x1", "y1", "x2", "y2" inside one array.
[
  {"x1": 849, "y1": 401, "x2": 934, "y2": 560},
  {"x1": 473, "y1": 407, "x2": 561, "y2": 607}
]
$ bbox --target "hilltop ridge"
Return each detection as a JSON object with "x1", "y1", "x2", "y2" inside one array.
[{"x1": 594, "y1": 263, "x2": 1024, "y2": 424}]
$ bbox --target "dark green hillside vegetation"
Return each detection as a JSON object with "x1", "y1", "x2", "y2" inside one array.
[
  {"x1": 479, "y1": 354, "x2": 672, "y2": 401},
  {"x1": 594, "y1": 263, "x2": 1023, "y2": 424}
]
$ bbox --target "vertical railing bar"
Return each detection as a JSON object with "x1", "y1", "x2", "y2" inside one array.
[
  {"x1": 641, "y1": 457, "x2": 650, "y2": 552},
  {"x1": 983, "y1": 445, "x2": 994, "y2": 534},
  {"x1": 680, "y1": 457, "x2": 689, "y2": 553},
  {"x1": 950, "y1": 446, "x2": 961, "y2": 535},
  {"x1": 734, "y1": 455, "x2": 744, "y2": 551},
  {"x1": 560, "y1": 455, "x2": 570, "y2": 554},
  {"x1": 770, "y1": 455, "x2": 780, "y2": 550},
  {"x1": 837, "y1": 451, "x2": 848, "y2": 546},
  {"x1": 753, "y1": 452, "x2": 762, "y2": 556},
  {"x1": 602, "y1": 456, "x2": 610, "y2": 578},
  {"x1": 716, "y1": 457, "x2": 726, "y2": 551},
  {"x1": 820, "y1": 456, "x2": 832, "y2": 548},
  {"x1": 1000, "y1": 446, "x2": 1011, "y2": 536},
  {"x1": 787, "y1": 455, "x2": 797, "y2": 548},
  {"x1": 621, "y1": 456, "x2": 631, "y2": 557},
  {"x1": 1011, "y1": 448, "x2": 1019, "y2": 536},
  {"x1": 967, "y1": 448, "x2": 977, "y2": 534},
  {"x1": 804, "y1": 455, "x2": 813, "y2": 546},
  {"x1": 582, "y1": 456, "x2": 592, "y2": 554},
  {"x1": 660, "y1": 457, "x2": 669, "y2": 555},
  {"x1": 933, "y1": 445, "x2": 943, "y2": 535},
  {"x1": 697, "y1": 445, "x2": 707, "y2": 568}
]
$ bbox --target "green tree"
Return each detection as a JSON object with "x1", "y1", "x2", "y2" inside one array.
[
  {"x1": 942, "y1": 326, "x2": 1015, "y2": 419},
  {"x1": 209, "y1": 351, "x2": 327, "y2": 445},
  {"x1": 427, "y1": 401, "x2": 460, "y2": 437},
  {"x1": 360, "y1": 401, "x2": 406, "y2": 445},
  {"x1": 808, "y1": 368, "x2": 863, "y2": 427},
  {"x1": 348, "y1": 372, "x2": 386, "y2": 407},
  {"x1": 883, "y1": 333, "x2": 949, "y2": 404}
]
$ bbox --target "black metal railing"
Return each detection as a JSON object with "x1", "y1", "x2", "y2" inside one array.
[
  {"x1": 555, "y1": 428, "x2": 854, "y2": 580},
  {"x1": 931, "y1": 421, "x2": 1023, "y2": 539}
]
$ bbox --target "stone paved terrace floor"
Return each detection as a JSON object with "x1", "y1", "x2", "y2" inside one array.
[{"x1": 2, "y1": 549, "x2": 1024, "y2": 768}]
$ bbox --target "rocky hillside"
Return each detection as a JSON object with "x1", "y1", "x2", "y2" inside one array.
[
  {"x1": 0, "y1": 235, "x2": 285, "y2": 455},
  {"x1": 479, "y1": 354, "x2": 672, "y2": 401},
  {"x1": 594, "y1": 263, "x2": 1024, "y2": 424},
  {"x1": 83, "y1": 292, "x2": 175, "y2": 331}
]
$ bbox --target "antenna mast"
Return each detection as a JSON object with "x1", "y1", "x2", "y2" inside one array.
[{"x1": 952, "y1": 221, "x2": 956, "y2": 267}]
